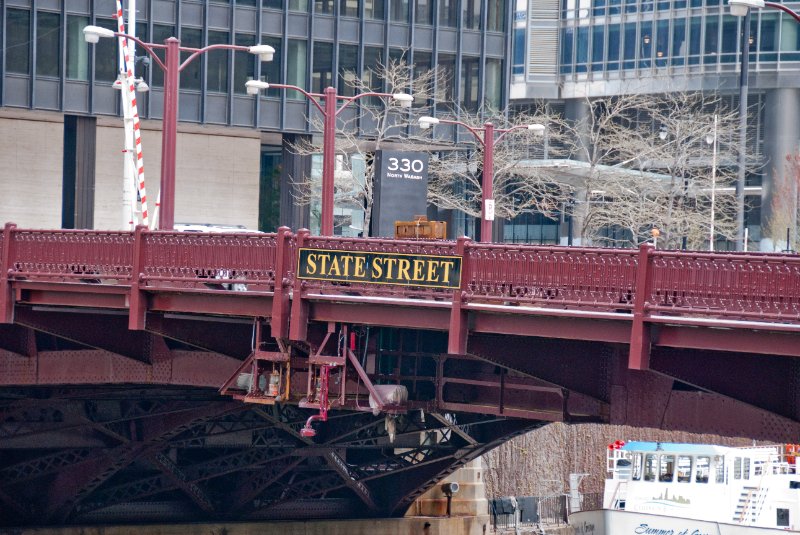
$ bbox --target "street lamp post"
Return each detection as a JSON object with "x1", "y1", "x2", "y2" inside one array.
[
  {"x1": 246, "y1": 81, "x2": 412, "y2": 236},
  {"x1": 418, "y1": 117, "x2": 545, "y2": 243},
  {"x1": 728, "y1": 0, "x2": 800, "y2": 250},
  {"x1": 83, "y1": 25, "x2": 275, "y2": 230}
]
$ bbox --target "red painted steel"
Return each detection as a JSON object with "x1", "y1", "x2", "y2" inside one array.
[{"x1": 2, "y1": 223, "x2": 800, "y2": 341}]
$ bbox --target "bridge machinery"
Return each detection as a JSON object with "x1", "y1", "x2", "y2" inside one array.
[{"x1": 1, "y1": 222, "x2": 800, "y2": 526}]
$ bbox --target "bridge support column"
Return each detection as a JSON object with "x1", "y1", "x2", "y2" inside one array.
[
  {"x1": 406, "y1": 458, "x2": 490, "y2": 518},
  {"x1": 0, "y1": 223, "x2": 16, "y2": 324},
  {"x1": 447, "y1": 236, "x2": 470, "y2": 355},
  {"x1": 629, "y1": 243, "x2": 654, "y2": 370}
]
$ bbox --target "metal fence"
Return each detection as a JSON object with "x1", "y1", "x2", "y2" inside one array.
[{"x1": 489, "y1": 494, "x2": 569, "y2": 531}]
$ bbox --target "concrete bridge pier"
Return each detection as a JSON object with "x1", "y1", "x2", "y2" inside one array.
[{"x1": 407, "y1": 459, "x2": 490, "y2": 519}]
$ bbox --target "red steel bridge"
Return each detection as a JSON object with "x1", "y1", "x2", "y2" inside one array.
[{"x1": 1, "y1": 222, "x2": 800, "y2": 526}]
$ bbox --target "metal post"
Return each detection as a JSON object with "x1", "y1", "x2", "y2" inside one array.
[
  {"x1": 159, "y1": 37, "x2": 180, "y2": 231},
  {"x1": 321, "y1": 86, "x2": 337, "y2": 236},
  {"x1": 735, "y1": 10, "x2": 751, "y2": 251},
  {"x1": 709, "y1": 114, "x2": 717, "y2": 251},
  {"x1": 481, "y1": 122, "x2": 494, "y2": 243}
]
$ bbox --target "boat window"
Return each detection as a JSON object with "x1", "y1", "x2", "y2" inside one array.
[
  {"x1": 695, "y1": 456, "x2": 710, "y2": 483},
  {"x1": 632, "y1": 453, "x2": 643, "y2": 481},
  {"x1": 734, "y1": 457, "x2": 742, "y2": 480},
  {"x1": 777, "y1": 508, "x2": 790, "y2": 527},
  {"x1": 743, "y1": 457, "x2": 750, "y2": 480},
  {"x1": 676, "y1": 455, "x2": 692, "y2": 482},
  {"x1": 659, "y1": 454, "x2": 675, "y2": 482},
  {"x1": 644, "y1": 454, "x2": 657, "y2": 481},
  {"x1": 715, "y1": 455, "x2": 725, "y2": 483}
]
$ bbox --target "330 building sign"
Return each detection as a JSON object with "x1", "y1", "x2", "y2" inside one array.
[{"x1": 297, "y1": 248, "x2": 462, "y2": 289}]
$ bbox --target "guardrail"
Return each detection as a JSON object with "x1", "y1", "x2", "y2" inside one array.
[{"x1": 2, "y1": 222, "x2": 800, "y2": 338}]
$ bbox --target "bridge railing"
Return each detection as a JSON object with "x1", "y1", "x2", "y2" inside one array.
[
  {"x1": 646, "y1": 249, "x2": 800, "y2": 322},
  {"x1": 2, "y1": 222, "x2": 800, "y2": 325},
  {"x1": 2, "y1": 224, "x2": 134, "y2": 282},
  {"x1": 137, "y1": 228, "x2": 280, "y2": 291},
  {"x1": 463, "y1": 242, "x2": 639, "y2": 311}
]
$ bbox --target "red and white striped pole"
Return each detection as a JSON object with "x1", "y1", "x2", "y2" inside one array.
[{"x1": 115, "y1": 0, "x2": 149, "y2": 227}]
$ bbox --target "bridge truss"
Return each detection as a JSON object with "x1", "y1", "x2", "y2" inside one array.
[{"x1": 1, "y1": 223, "x2": 800, "y2": 525}]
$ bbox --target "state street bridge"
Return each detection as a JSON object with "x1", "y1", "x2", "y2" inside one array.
[{"x1": 1, "y1": 222, "x2": 800, "y2": 526}]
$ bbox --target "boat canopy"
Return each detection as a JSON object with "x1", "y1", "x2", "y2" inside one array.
[{"x1": 619, "y1": 441, "x2": 729, "y2": 455}]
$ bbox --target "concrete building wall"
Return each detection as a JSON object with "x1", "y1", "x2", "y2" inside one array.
[
  {"x1": 0, "y1": 114, "x2": 63, "y2": 228},
  {"x1": 94, "y1": 122, "x2": 261, "y2": 231}
]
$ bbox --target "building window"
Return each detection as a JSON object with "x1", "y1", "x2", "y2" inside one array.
[
  {"x1": 390, "y1": 0, "x2": 409, "y2": 21},
  {"x1": 287, "y1": 39, "x2": 308, "y2": 100},
  {"x1": 655, "y1": 19, "x2": 669, "y2": 67},
  {"x1": 207, "y1": 30, "x2": 230, "y2": 92},
  {"x1": 289, "y1": 0, "x2": 309, "y2": 11},
  {"x1": 264, "y1": 0, "x2": 284, "y2": 7},
  {"x1": 150, "y1": 25, "x2": 175, "y2": 87},
  {"x1": 623, "y1": 22, "x2": 636, "y2": 69},
  {"x1": 575, "y1": 26, "x2": 589, "y2": 72},
  {"x1": 689, "y1": 17, "x2": 702, "y2": 65},
  {"x1": 413, "y1": 51, "x2": 433, "y2": 106},
  {"x1": 460, "y1": 56, "x2": 480, "y2": 112},
  {"x1": 312, "y1": 41, "x2": 333, "y2": 93},
  {"x1": 671, "y1": 18, "x2": 686, "y2": 66},
  {"x1": 363, "y1": 46, "x2": 383, "y2": 104},
  {"x1": 487, "y1": 0, "x2": 506, "y2": 31},
  {"x1": 416, "y1": 0, "x2": 434, "y2": 24},
  {"x1": 93, "y1": 18, "x2": 120, "y2": 82},
  {"x1": 338, "y1": 43, "x2": 358, "y2": 97},
  {"x1": 315, "y1": 0, "x2": 334, "y2": 14},
  {"x1": 513, "y1": 9, "x2": 526, "y2": 76},
  {"x1": 639, "y1": 21, "x2": 653, "y2": 68},
  {"x1": 439, "y1": 0, "x2": 458, "y2": 27},
  {"x1": 36, "y1": 11, "x2": 61, "y2": 77},
  {"x1": 704, "y1": 17, "x2": 719, "y2": 64},
  {"x1": 6, "y1": 9, "x2": 31, "y2": 74},
  {"x1": 485, "y1": 58, "x2": 503, "y2": 109},
  {"x1": 260, "y1": 35, "x2": 283, "y2": 97},
  {"x1": 464, "y1": 0, "x2": 481, "y2": 29},
  {"x1": 234, "y1": 33, "x2": 256, "y2": 94},
  {"x1": 180, "y1": 27, "x2": 203, "y2": 90},
  {"x1": 607, "y1": 24, "x2": 620, "y2": 69},
  {"x1": 591, "y1": 25, "x2": 604, "y2": 71},
  {"x1": 437, "y1": 53, "x2": 456, "y2": 110},
  {"x1": 66, "y1": 16, "x2": 90, "y2": 81},
  {"x1": 340, "y1": 0, "x2": 359, "y2": 16},
  {"x1": 721, "y1": 15, "x2": 738, "y2": 63}
]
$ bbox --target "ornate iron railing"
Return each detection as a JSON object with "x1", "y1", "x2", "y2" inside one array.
[{"x1": 2, "y1": 222, "x2": 800, "y2": 326}]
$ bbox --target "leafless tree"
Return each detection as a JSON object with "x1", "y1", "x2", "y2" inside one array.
[
  {"x1": 528, "y1": 91, "x2": 746, "y2": 249},
  {"x1": 424, "y1": 108, "x2": 575, "y2": 228},
  {"x1": 287, "y1": 57, "x2": 437, "y2": 236}
]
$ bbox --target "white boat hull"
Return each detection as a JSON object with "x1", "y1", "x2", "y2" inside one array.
[{"x1": 570, "y1": 509, "x2": 800, "y2": 535}]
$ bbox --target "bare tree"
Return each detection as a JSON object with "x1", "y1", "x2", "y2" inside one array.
[
  {"x1": 287, "y1": 58, "x2": 437, "y2": 236},
  {"x1": 424, "y1": 107, "x2": 575, "y2": 237},
  {"x1": 514, "y1": 91, "x2": 748, "y2": 249}
]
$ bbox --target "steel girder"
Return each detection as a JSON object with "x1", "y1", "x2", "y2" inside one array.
[{"x1": 0, "y1": 388, "x2": 543, "y2": 526}]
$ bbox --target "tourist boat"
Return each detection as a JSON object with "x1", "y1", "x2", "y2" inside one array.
[{"x1": 568, "y1": 441, "x2": 800, "y2": 534}]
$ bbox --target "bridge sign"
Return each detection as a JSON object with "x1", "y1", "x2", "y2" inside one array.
[{"x1": 297, "y1": 248, "x2": 462, "y2": 289}]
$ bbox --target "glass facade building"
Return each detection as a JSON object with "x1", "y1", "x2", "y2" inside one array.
[
  {"x1": 511, "y1": 0, "x2": 800, "y2": 249},
  {"x1": 0, "y1": 0, "x2": 511, "y2": 234}
]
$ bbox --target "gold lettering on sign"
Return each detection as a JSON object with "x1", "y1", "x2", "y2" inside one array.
[{"x1": 297, "y1": 248, "x2": 462, "y2": 289}]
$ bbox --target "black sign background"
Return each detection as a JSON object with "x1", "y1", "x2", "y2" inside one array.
[
  {"x1": 297, "y1": 248, "x2": 461, "y2": 289},
  {"x1": 372, "y1": 150, "x2": 430, "y2": 237}
]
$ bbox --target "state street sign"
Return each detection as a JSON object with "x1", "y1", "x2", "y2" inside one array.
[
  {"x1": 372, "y1": 150, "x2": 430, "y2": 237},
  {"x1": 297, "y1": 248, "x2": 462, "y2": 289}
]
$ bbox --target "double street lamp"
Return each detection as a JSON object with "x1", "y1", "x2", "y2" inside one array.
[
  {"x1": 246, "y1": 81, "x2": 412, "y2": 236},
  {"x1": 418, "y1": 117, "x2": 545, "y2": 243},
  {"x1": 83, "y1": 25, "x2": 275, "y2": 230},
  {"x1": 727, "y1": 0, "x2": 800, "y2": 250}
]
